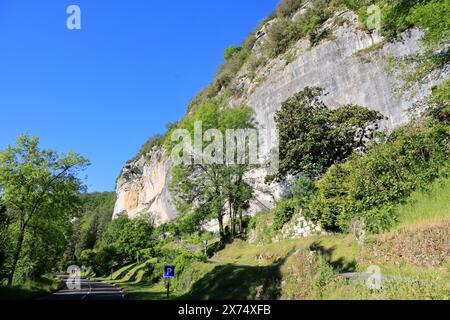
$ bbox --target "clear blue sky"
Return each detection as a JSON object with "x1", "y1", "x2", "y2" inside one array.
[{"x1": 0, "y1": 0, "x2": 279, "y2": 192}]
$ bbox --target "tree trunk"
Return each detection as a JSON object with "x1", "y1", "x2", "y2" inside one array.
[
  {"x1": 8, "y1": 227, "x2": 26, "y2": 286},
  {"x1": 239, "y1": 209, "x2": 243, "y2": 234},
  {"x1": 218, "y1": 215, "x2": 225, "y2": 242},
  {"x1": 229, "y1": 202, "x2": 235, "y2": 239}
]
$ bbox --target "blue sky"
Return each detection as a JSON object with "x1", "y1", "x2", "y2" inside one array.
[{"x1": 0, "y1": 0, "x2": 279, "y2": 192}]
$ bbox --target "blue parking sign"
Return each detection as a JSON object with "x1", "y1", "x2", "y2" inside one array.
[{"x1": 164, "y1": 265, "x2": 175, "y2": 278}]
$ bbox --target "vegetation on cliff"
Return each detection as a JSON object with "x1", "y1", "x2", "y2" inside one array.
[{"x1": 168, "y1": 104, "x2": 254, "y2": 241}]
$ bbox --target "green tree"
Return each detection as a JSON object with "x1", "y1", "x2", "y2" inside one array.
[
  {"x1": 0, "y1": 134, "x2": 89, "y2": 285},
  {"x1": 64, "y1": 192, "x2": 116, "y2": 265},
  {"x1": 80, "y1": 213, "x2": 156, "y2": 276},
  {"x1": 224, "y1": 45, "x2": 243, "y2": 61},
  {"x1": 116, "y1": 213, "x2": 156, "y2": 264},
  {"x1": 0, "y1": 203, "x2": 11, "y2": 279},
  {"x1": 275, "y1": 87, "x2": 384, "y2": 178},
  {"x1": 309, "y1": 121, "x2": 450, "y2": 232},
  {"x1": 169, "y1": 104, "x2": 254, "y2": 241}
]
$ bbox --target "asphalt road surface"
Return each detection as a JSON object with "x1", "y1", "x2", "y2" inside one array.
[{"x1": 41, "y1": 275, "x2": 125, "y2": 300}]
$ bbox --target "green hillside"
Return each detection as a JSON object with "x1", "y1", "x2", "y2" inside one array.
[{"x1": 103, "y1": 173, "x2": 449, "y2": 300}]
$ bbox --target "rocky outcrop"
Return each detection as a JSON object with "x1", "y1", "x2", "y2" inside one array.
[
  {"x1": 113, "y1": 148, "x2": 177, "y2": 224},
  {"x1": 231, "y1": 11, "x2": 429, "y2": 159},
  {"x1": 113, "y1": 10, "x2": 446, "y2": 225}
]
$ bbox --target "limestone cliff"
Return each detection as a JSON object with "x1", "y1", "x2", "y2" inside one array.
[
  {"x1": 113, "y1": 10, "x2": 446, "y2": 225},
  {"x1": 113, "y1": 148, "x2": 177, "y2": 223}
]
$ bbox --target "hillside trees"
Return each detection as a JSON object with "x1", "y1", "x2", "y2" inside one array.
[
  {"x1": 283, "y1": 81, "x2": 449, "y2": 233},
  {"x1": 273, "y1": 82, "x2": 449, "y2": 233},
  {"x1": 308, "y1": 119, "x2": 450, "y2": 232},
  {"x1": 79, "y1": 213, "x2": 156, "y2": 276},
  {"x1": 63, "y1": 192, "x2": 116, "y2": 265},
  {"x1": 0, "y1": 134, "x2": 89, "y2": 285},
  {"x1": 169, "y1": 104, "x2": 255, "y2": 241},
  {"x1": 275, "y1": 87, "x2": 385, "y2": 178}
]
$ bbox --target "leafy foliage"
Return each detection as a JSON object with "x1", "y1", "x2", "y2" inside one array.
[
  {"x1": 0, "y1": 134, "x2": 89, "y2": 285},
  {"x1": 265, "y1": 0, "x2": 336, "y2": 56},
  {"x1": 80, "y1": 213, "x2": 156, "y2": 276},
  {"x1": 426, "y1": 79, "x2": 450, "y2": 125},
  {"x1": 273, "y1": 199, "x2": 297, "y2": 231},
  {"x1": 131, "y1": 133, "x2": 165, "y2": 162},
  {"x1": 63, "y1": 192, "x2": 116, "y2": 266},
  {"x1": 169, "y1": 104, "x2": 254, "y2": 241},
  {"x1": 308, "y1": 121, "x2": 450, "y2": 233},
  {"x1": 275, "y1": 87, "x2": 384, "y2": 178},
  {"x1": 407, "y1": 0, "x2": 450, "y2": 48}
]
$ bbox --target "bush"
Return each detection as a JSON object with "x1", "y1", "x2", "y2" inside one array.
[
  {"x1": 287, "y1": 175, "x2": 316, "y2": 200},
  {"x1": 280, "y1": 248, "x2": 339, "y2": 299},
  {"x1": 131, "y1": 133, "x2": 165, "y2": 162},
  {"x1": 224, "y1": 45, "x2": 243, "y2": 61},
  {"x1": 273, "y1": 199, "x2": 297, "y2": 231},
  {"x1": 265, "y1": 18, "x2": 298, "y2": 57},
  {"x1": 275, "y1": 87, "x2": 384, "y2": 178},
  {"x1": 276, "y1": 0, "x2": 305, "y2": 18},
  {"x1": 427, "y1": 79, "x2": 450, "y2": 124},
  {"x1": 265, "y1": 0, "x2": 336, "y2": 57},
  {"x1": 173, "y1": 251, "x2": 206, "y2": 291},
  {"x1": 309, "y1": 121, "x2": 450, "y2": 233}
]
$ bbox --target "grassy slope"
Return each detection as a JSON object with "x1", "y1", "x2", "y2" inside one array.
[
  {"x1": 112, "y1": 176, "x2": 450, "y2": 300},
  {"x1": 395, "y1": 175, "x2": 450, "y2": 228},
  {"x1": 0, "y1": 276, "x2": 64, "y2": 300}
]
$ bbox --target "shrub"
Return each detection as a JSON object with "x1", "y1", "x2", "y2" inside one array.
[
  {"x1": 224, "y1": 45, "x2": 243, "y2": 61},
  {"x1": 275, "y1": 87, "x2": 384, "y2": 178},
  {"x1": 276, "y1": 0, "x2": 305, "y2": 18},
  {"x1": 131, "y1": 133, "x2": 165, "y2": 162},
  {"x1": 309, "y1": 27, "x2": 334, "y2": 46},
  {"x1": 287, "y1": 175, "x2": 316, "y2": 201},
  {"x1": 427, "y1": 79, "x2": 450, "y2": 124},
  {"x1": 265, "y1": 18, "x2": 298, "y2": 57},
  {"x1": 273, "y1": 199, "x2": 297, "y2": 231},
  {"x1": 280, "y1": 248, "x2": 339, "y2": 299},
  {"x1": 309, "y1": 121, "x2": 450, "y2": 233}
]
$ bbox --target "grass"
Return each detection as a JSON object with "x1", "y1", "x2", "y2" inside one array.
[
  {"x1": 111, "y1": 262, "x2": 139, "y2": 280},
  {"x1": 213, "y1": 233, "x2": 361, "y2": 271},
  {"x1": 395, "y1": 175, "x2": 450, "y2": 228},
  {"x1": 97, "y1": 176, "x2": 450, "y2": 300},
  {"x1": 179, "y1": 263, "x2": 280, "y2": 300},
  {"x1": 0, "y1": 276, "x2": 63, "y2": 300},
  {"x1": 119, "y1": 281, "x2": 178, "y2": 300},
  {"x1": 96, "y1": 259, "x2": 157, "y2": 284}
]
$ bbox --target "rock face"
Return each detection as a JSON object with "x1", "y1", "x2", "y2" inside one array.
[
  {"x1": 231, "y1": 11, "x2": 427, "y2": 157},
  {"x1": 113, "y1": 10, "x2": 443, "y2": 225},
  {"x1": 113, "y1": 148, "x2": 177, "y2": 224}
]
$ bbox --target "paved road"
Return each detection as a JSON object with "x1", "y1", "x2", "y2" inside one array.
[{"x1": 41, "y1": 275, "x2": 125, "y2": 300}]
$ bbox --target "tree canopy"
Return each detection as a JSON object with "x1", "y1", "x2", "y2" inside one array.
[
  {"x1": 0, "y1": 134, "x2": 89, "y2": 285},
  {"x1": 275, "y1": 87, "x2": 385, "y2": 178}
]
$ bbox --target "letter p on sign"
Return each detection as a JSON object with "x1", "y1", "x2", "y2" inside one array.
[{"x1": 164, "y1": 265, "x2": 175, "y2": 278}]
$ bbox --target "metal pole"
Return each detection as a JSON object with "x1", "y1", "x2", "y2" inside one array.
[{"x1": 167, "y1": 278, "x2": 170, "y2": 298}]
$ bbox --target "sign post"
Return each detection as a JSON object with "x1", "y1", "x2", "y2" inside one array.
[{"x1": 163, "y1": 265, "x2": 175, "y2": 298}]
